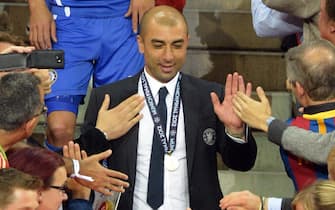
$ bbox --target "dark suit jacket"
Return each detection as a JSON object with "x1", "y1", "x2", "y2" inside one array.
[{"x1": 77, "y1": 72, "x2": 257, "y2": 210}]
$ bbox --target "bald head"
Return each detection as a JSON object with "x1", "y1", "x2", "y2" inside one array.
[
  {"x1": 286, "y1": 39, "x2": 335, "y2": 101},
  {"x1": 140, "y1": 5, "x2": 188, "y2": 37}
]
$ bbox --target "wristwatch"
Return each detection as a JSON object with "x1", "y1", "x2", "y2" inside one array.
[{"x1": 266, "y1": 116, "x2": 276, "y2": 126}]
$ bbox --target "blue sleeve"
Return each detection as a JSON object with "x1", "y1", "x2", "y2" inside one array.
[{"x1": 64, "y1": 199, "x2": 93, "y2": 210}]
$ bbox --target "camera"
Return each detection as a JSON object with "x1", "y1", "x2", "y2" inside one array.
[{"x1": 0, "y1": 50, "x2": 64, "y2": 71}]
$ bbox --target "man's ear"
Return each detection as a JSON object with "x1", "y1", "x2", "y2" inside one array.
[
  {"x1": 330, "y1": 20, "x2": 335, "y2": 33},
  {"x1": 137, "y1": 35, "x2": 144, "y2": 54},
  {"x1": 23, "y1": 117, "x2": 38, "y2": 137},
  {"x1": 295, "y1": 81, "x2": 306, "y2": 97}
]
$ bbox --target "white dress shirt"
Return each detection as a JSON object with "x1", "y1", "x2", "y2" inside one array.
[{"x1": 133, "y1": 69, "x2": 190, "y2": 210}]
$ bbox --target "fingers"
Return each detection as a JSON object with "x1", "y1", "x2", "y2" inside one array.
[
  {"x1": 0, "y1": 46, "x2": 35, "y2": 54},
  {"x1": 132, "y1": 10, "x2": 139, "y2": 33},
  {"x1": 64, "y1": 141, "x2": 82, "y2": 160},
  {"x1": 30, "y1": 27, "x2": 40, "y2": 49},
  {"x1": 246, "y1": 82, "x2": 252, "y2": 97},
  {"x1": 233, "y1": 92, "x2": 246, "y2": 108},
  {"x1": 124, "y1": 5, "x2": 132, "y2": 17},
  {"x1": 118, "y1": 94, "x2": 144, "y2": 112},
  {"x1": 92, "y1": 149, "x2": 113, "y2": 162},
  {"x1": 224, "y1": 74, "x2": 233, "y2": 97},
  {"x1": 232, "y1": 102, "x2": 242, "y2": 118},
  {"x1": 104, "y1": 167, "x2": 129, "y2": 181},
  {"x1": 41, "y1": 24, "x2": 51, "y2": 49},
  {"x1": 51, "y1": 21, "x2": 57, "y2": 43},
  {"x1": 210, "y1": 92, "x2": 220, "y2": 111},
  {"x1": 73, "y1": 143, "x2": 82, "y2": 160},
  {"x1": 116, "y1": 94, "x2": 144, "y2": 123},
  {"x1": 238, "y1": 74, "x2": 245, "y2": 93},
  {"x1": 256, "y1": 87, "x2": 267, "y2": 103},
  {"x1": 63, "y1": 145, "x2": 69, "y2": 157},
  {"x1": 81, "y1": 150, "x2": 88, "y2": 159},
  {"x1": 100, "y1": 94, "x2": 110, "y2": 112},
  {"x1": 231, "y1": 72, "x2": 239, "y2": 95},
  {"x1": 68, "y1": 141, "x2": 76, "y2": 159},
  {"x1": 127, "y1": 113, "x2": 143, "y2": 129}
]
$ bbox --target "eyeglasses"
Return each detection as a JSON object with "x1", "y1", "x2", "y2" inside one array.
[
  {"x1": 33, "y1": 105, "x2": 48, "y2": 118},
  {"x1": 49, "y1": 185, "x2": 68, "y2": 194}
]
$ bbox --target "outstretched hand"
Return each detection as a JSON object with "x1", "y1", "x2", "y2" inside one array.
[
  {"x1": 70, "y1": 148, "x2": 129, "y2": 195},
  {"x1": 96, "y1": 94, "x2": 144, "y2": 140},
  {"x1": 211, "y1": 72, "x2": 252, "y2": 135},
  {"x1": 232, "y1": 86, "x2": 271, "y2": 132},
  {"x1": 219, "y1": 191, "x2": 261, "y2": 210},
  {"x1": 0, "y1": 46, "x2": 35, "y2": 54},
  {"x1": 63, "y1": 141, "x2": 91, "y2": 199}
]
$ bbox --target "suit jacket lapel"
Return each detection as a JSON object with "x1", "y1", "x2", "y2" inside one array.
[{"x1": 180, "y1": 74, "x2": 200, "y2": 177}]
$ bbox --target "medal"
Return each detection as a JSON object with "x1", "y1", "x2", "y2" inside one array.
[{"x1": 165, "y1": 155, "x2": 179, "y2": 171}]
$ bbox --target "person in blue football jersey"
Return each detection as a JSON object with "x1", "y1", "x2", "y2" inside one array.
[{"x1": 27, "y1": 0, "x2": 153, "y2": 150}]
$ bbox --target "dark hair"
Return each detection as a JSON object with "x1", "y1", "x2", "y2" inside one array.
[
  {"x1": 0, "y1": 168, "x2": 42, "y2": 208},
  {"x1": 7, "y1": 147, "x2": 65, "y2": 189},
  {"x1": 326, "y1": 0, "x2": 335, "y2": 21},
  {"x1": 0, "y1": 73, "x2": 41, "y2": 130},
  {"x1": 0, "y1": 12, "x2": 13, "y2": 33}
]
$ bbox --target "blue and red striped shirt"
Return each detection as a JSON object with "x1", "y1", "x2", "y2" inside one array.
[{"x1": 281, "y1": 102, "x2": 335, "y2": 191}]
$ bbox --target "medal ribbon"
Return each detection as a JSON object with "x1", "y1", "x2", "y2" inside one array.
[{"x1": 141, "y1": 72, "x2": 181, "y2": 154}]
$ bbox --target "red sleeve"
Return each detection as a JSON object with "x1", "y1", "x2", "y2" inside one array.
[{"x1": 155, "y1": 0, "x2": 186, "y2": 12}]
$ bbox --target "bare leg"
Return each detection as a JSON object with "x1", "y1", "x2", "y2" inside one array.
[{"x1": 46, "y1": 110, "x2": 76, "y2": 147}]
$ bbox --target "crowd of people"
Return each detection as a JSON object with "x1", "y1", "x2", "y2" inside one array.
[{"x1": 1, "y1": 0, "x2": 335, "y2": 210}]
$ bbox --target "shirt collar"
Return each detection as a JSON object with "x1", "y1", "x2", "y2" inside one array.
[
  {"x1": 303, "y1": 101, "x2": 335, "y2": 114},
  {"x1": 143, "y1": 68, "x2": 180, "y2": 97}
]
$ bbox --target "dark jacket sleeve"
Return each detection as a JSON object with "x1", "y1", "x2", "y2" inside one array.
[
  {"x1": 214, "y1": 86, "x2": 257, "y2": 171},
  {"x1": 268, "y1": 119, "x2": 288, "y2": 146},
  {"x1": 75, "y1": 127, "x2": 111, "y2": 156},
  {"x1": 75, "y1": 88, "x2": 111, "y2": 156},
  {"x1": 281, "y1": 198, "x2": 293, "y2": 210},
  {"x1": 218, "y1": 127, "x2": 257, "y2": 171}
]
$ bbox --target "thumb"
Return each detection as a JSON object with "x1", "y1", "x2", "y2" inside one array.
[
  {"x1": 210, "y1": 92, "x2": 220, "y2": 106},
  {"x1": 210, "y1": 92, "x2": 221, "y2": 114},
  {"x1": 256, "y1": 86, "x2": 268, "y2": 104},
  {"x1": 99, "y1": 94, "x2": 110, "y2": 112},
  {"x1": 93, "y1": 149, "x2": 112, "y2": 161}
]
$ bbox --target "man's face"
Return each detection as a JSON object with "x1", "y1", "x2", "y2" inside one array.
[
  {"x1": 319, "y1": 0, "x2": 332, "y2": 40},
  {"x1": 137, "y1": 20, "x2": 189, "y2": 83},
  {"x1": 4, "y1": 189, "x2": 39, "y2": 210}
]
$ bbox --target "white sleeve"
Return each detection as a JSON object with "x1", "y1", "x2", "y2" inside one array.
[{"x1": 251, "y1": 0, "x2": 303, "y2": 38}]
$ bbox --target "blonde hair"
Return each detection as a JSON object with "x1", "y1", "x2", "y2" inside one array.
[{"x1": 292, "y1": 180, "x2": 335, "y2": 210}]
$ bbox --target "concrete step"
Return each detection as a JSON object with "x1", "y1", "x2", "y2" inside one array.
[
  {"x1": 183, "y1": 50, "x2": 286, "y2": 91},
  {"x1": 185, "y1": 10, "x2": 282, "y2": 50},
  {"x1": 186, "y1": 0, "x2": 251, "y2": 10},
  {"x1": 218, "y1": 131, "x2": 292, "y2": 172},
  {"x1": 219, "y1": 131, "x2": 295, "y2": 197},
  {"x1": 184, "y1": 0, "x2": 282, "y2": 50},
  {"x1": 219, "y1": 170, "x2": 295, "y2": 197}
]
